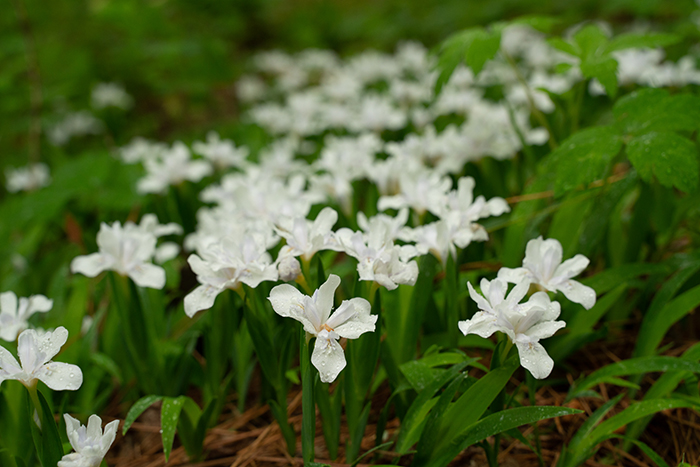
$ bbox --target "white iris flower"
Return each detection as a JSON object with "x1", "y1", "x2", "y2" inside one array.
[
  {"x1": 459, "y1": 278, "x2": 565, "y2": 379},
  {"x1": 497, "y1": 236, "x2": 596, "y2": 309},
  {"x1": 59, "y1": 414, "x2": 119, "y2": 467},
  {"x1": 70, "y1": 222, "x2": 166, "y2": 289},
  {"x1": 0, "y1": 326, "x2": 83, "y2": 390},
  {"x1": 269, "y1": 274, "x2": 376, "y2": 383},
  {"x1": 0, "y1": 292, "x2": 53, "y2": 342}
]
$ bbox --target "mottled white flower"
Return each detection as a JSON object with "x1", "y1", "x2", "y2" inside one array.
[
  {"x1": 47, "y1": 111, "x2": 103, "y2": 146},
  {"x1": 357, "y1": 208, "x2": 410, "y2": 244},
  {"x1": 430, "y1": 176, "x2": 510, "y2": 249},
  {"x1": 70, "y1": 222, "x2": 166, "y2": 289},
  {"x1": 402, "y1": 219, "x2": 456, "y2": 266},
  {"x1": 137, "y1": 142, "x2": 212, "y2": 194},
  {"x1": 59, "y1": 414, "x2": 119, "y2": 467},
  {"x1": 117, "y1": 137, "x2": 167, "y2": 164},
  {"x1": 498, "y1": 237, "x2": 596, "y2": 309},
  {"x1": 236, "y1": 75, "x2": 268, "y2": 102},
  {"x1": 0, "y1": 326, "x2": 83, "y2": 390},
  {"x1": 275, "y1": 207, "x2": 343, "y2": 262},
  {"x1": 337, "y1": 226, "x2": 419, "y2": 290},
  {"x1": 184, "y1": 234, "x2": 278, "y2": 317},
  {"x1": 192, "y1": 131, "x2": 249, "y2": 169},
  {"x1": 277, "y1": 251, "x2": 302, "y2": 282},
  {"x1": 5, "y1": 163, "x2": 51, "y2": 193},
  {"x1": 269, "y1": 274, "x2": 376, "y2": 383},
  {"x1": 91, "y1": 82, "x2": 133, "y2": 110},
  {"x1": 0, "y1": 292, "x2": 53, "y2": 342},
  {"x1": 378, "y1": 168, "x2": 452, "y2": 216},
  {"x1": 125, "y1": 214, "x2": 183, "y2": 264},
  {"x1": 459, "y1": 278, "x2": 564, "y2": 379}
]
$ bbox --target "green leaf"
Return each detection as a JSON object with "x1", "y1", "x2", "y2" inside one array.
[
  {"x1": 431, "y1": 406, "x2": 582, "y2": 467},
  {"x1": 580, "y1": 56, "x2": 618, "y2": 98},
  {"x1": 605, "y1": 32, "x2": 680, "y2": 53},
  {"x1": 614, "y1": 89, "x2": 700, "y2": 135},
  {"x1": 608, "y1": 436, "x2": 670, "y2": 467},
  {"x1": 573, "y1": 24, "x2": 609, "y2": 58},
  {"x1": 581, "y1": 262, "x2": 669, "y2": 295},
  {"x1": 123, "y1": 395, "x2": 163, "y2": 435},
  {"x1": 568, "y1": 356, "x2": 700, "y2": 401},
  {"x1": 37, "y1": 392, "x2": 64, "y2": 467},
  {"x1": 567, "y1": 393, "x2": 625, "y2": 454},
  {"x1": 161, "y1": 396, "x2": 186, "y2": 462},
  {"x1": 400, "y1": 353, "x2": 474, "y2": 392},
  {"x1": 569, "y1": 398, "x2": 700, "y2": 465},
  {"x1": 160, "y1": 396, "x2": 185, "y2": 462},
  {"x1": 548, "y1": 37, "x2": 578, "y2": 57},
  {"x1": 511, "y1": 15, "x2": 560, "y2": 33},
  {"x1": 540, "y1": 126, "x2": 623, "y2": 196},
  {"x1": 300, "y1": 331, "x2": 315, "y2": 463},
  {"x1": 627, "y1": 132, "x2": 699, "y2": 193},
  {"x1": 396, "y1": 362, "x2": 468, "y2": 453},
  {"x1": 414, "y1": 360, "x2": 519, "y2": 466},
  {"x1": 435, "y1": 27, "x2": 501, "y2": 94},
  {"x1": 635, "y1": 284, "x2": 700, "y2": 358}
]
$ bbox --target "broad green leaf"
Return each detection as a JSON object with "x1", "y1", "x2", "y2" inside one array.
[
  {"x1": 123, "y1": 395, "x2": 163, "y2": 435},
  {"x1": 548, "y1": 37, "x2": 578, "y2": 56},
  {"x1": 540, "y1": 126, "x2": 623, "y2": 196},
  {"x1": 627, "y1": 132, "x2": 699, "y2": 193},
  {"x1": 511, "y1": 15, "x2": 560, "y2": 33},
  {"x1": 605, "y1": 33, "x2": 680, "y2": 53},
  {"x1": 435, "y1": 27, "x2": 501, "y2": 94},
  {"x1": 568, "y1": 356, "x2": 700, "y2": 401},
  {"x1": 614, "y1": 89, "x2": 700, "y2": 135},
  {"x1": 573, "y1": 24, "x2": 609, "y2": 58},
  {"x1": 430, "y1": 406, "x2": 582, "y2": 467},
  {"x1": 580, "y1": 56, "x2": 618, "y2": 97},
  {"x1": 161, "y1": 396, "x2": 186, "y2": 461}
]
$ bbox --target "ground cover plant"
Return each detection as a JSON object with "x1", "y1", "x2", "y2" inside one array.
[{"x1": 2, "y1": 1, "x2": 700, "y2": 466}]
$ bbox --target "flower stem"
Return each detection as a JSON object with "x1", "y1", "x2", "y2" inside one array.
[
  {"x1": 26, "y1": 383, "x2": 42, "y2": 427},
  {"x1": 300, "y1": 327, "x2": 316, "y2": 463}
]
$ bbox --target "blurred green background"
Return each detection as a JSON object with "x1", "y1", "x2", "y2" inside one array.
[{"x1": 1, "y1": 0, "x2": 697, "y2": 165}]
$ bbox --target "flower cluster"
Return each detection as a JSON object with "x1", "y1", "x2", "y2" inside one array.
[
  {"x1": 459, "y1": 237, "x2": 596, "y2": 379},
  {"x1": 5, "y1": 163, "x2": 51, "y2": 193}
]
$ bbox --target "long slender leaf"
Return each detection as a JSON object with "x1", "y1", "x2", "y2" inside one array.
[
  {"x1": 635, "y1": 284, "x2": 700, "y2": 358},
  {"x1": 161, "y1": 396, "x2": 186, "y2": 462},
  {"x1": 568, "y1": 356, "x2": 700, "y2": 401},
  {"x1": 37, "y1": 392, "x2": 63, "y2": 467},
  {"x1": 123, "y1": 395, "x2": 163, "y2": 435},
  {"x1": 396, "y1": 362, "x2": 468, "y2": 453},
  {"x1": 432, "y1": 406, "x2": 582, "y2": 467},
  {"x1": 568, "y1": 398, "x2": 700, "y2": 466}
]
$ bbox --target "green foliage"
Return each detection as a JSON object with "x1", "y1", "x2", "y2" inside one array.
[
  {"x1": 627, "y1": 132, "x2": 699, "y2": 193},
  {"x1": 434, "y1": 26, "x2": 502, "y2": 94},
  {"x1": 540, "y1": 126, "x2": 623, "y2": 197},
  {"x1": 549, "y1": 25, "x2": 679, "y2": 97}
]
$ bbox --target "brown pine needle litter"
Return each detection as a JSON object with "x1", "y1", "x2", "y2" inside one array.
[{"x1": 105, "y1": 327, "x2": 700, "y2": 467}]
